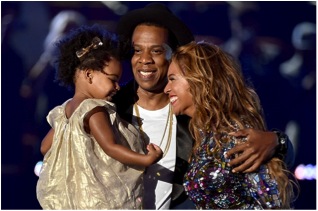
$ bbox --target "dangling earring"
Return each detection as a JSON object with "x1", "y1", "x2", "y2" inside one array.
[{"x1": 89, "y1": 77, "x2": 92, "y2": 84}]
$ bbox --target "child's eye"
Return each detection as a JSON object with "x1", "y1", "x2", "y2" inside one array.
[{"x1": 107, "y1": 77, "x2": 117, "y2": 83}]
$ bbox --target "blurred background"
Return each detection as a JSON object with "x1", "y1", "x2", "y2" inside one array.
[{"x1": 1, "y1": 1, "x2": 316, "y2": 209}]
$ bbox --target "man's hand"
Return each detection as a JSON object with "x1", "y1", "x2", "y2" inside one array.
[{"x1": 225, "y1": 128, "x2": 278, "y2": 173}]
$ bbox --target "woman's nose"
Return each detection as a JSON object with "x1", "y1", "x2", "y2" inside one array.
[{"x1": 164, "y1": 84, "x2": 171, "y2": 94}]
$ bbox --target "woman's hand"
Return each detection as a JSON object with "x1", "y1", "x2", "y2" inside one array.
[{"x1": 225, "y1": 128, "x2": 278, "y2": 173}]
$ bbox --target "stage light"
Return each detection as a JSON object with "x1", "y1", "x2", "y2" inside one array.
[
  {"x1": 34, "y1": 161, "x2": 43, "y2": 177},
  {"x1": 294, "y1": 164, "x2": 316, "y2": 180}
]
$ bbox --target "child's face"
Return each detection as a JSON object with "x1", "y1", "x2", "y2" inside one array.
[{"x1": 91, "y1": 58, "x2": 122, "y2": 101}]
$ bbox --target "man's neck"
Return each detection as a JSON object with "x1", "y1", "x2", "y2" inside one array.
[{"x1": 136, "y1": 88, "x2": 170, "y2": 111}]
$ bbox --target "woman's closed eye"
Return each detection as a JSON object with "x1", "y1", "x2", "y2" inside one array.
[{"x1": 168, "y1": 75, "x2": 176, "y2": 82}]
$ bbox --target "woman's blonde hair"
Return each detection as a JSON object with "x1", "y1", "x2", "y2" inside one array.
[{"x1": 172, "y1": 41, "x2": 298, "y2": 208}]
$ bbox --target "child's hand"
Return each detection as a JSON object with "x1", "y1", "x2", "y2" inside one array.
[{"x1": 146, "y1": 143, "x2": 163, "y2": 164}]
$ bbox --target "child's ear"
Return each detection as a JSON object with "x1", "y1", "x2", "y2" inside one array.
[{"x1": 85, "y1": 69, "x2": 93, "y2": 84}]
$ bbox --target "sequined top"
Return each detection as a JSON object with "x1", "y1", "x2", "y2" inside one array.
[
  {"x1": 183, "y1": 132, "x2": 282, "y2": 209},
  {"x1": 36, "y1": 99, "x2": 144, "y2": 209}
]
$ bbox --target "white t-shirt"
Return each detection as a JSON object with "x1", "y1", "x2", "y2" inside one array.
[{"x1": 133, "y1": 103, "x2": 177, "y2": 209}]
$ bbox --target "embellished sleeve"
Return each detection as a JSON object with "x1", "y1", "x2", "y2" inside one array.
[{"x1": 245, "y1": 165, "x2": 282, "y2": 209}]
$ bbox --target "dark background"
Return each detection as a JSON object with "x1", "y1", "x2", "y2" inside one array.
[{"x1": 1, "y1": 1, "x2": 316, "y2": 209}]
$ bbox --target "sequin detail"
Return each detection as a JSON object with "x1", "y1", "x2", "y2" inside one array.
[{"x1": 183, "y1": 132, "x2": 282, "y2": 209}]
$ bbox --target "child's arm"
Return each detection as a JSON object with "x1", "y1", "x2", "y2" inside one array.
[
  {"x1": 40, "y1": 128, "x2": 54, "y2": 156},
  {"x1": 86, "y1": 107, "x2": 163, "y2": 167}
]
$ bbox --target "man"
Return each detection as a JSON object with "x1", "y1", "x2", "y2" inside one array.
[{"x1": 113, "y1": 3, "x2": 294, "y2": 209}]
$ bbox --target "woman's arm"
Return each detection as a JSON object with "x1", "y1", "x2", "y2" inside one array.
[
  {"x1": 87, "y1": 107, "x2": 162, "y2": 167},
  {"x1": 225, "y1": 128, "x2": 294, "y2": 173}
]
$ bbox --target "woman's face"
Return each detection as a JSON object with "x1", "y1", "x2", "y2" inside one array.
[{"x1": 164, "y1": 60, "x2": 195, "y2": 117}]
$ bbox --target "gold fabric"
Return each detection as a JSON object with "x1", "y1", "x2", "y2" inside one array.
[{"x1": 36, "y1": 99, "x2": 144, "y2": 209}]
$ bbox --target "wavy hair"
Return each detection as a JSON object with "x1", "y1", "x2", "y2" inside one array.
[{"x1": 171, "y1": 41, "x2": 298, "y2": 208}]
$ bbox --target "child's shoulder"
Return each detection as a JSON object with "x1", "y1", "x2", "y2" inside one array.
[
  {"x1": 81, "y1": 98, "x2": 115, "y2": 109},
  {"x1": 48, "y1": 98, "x2": 72, "y2": 116},
  {"x1": 77, "y1": 99, "x2": 117, "y2": 115}
]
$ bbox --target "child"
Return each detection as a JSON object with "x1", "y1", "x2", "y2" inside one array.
[{"x1": 36, "y1": 24, "x2": 163, "y2": 209}]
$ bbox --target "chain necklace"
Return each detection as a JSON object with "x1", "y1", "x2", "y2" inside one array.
[{"x1": 133, "y1": 103, "x2": 173, "y2": 157}]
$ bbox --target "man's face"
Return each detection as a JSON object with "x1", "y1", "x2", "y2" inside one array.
[{"x1": 131, "y1": 24, "x2": 171, "y2": 93}]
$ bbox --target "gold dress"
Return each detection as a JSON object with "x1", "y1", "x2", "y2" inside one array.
[{"x1": 36, "y1": 99, "x2": 144, "y2": 209}]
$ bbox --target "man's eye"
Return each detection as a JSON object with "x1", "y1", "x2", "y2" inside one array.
[
  {"x1": 134, "y1": 49, "x2": 141, "y2": 54},
  {"x1": 152, "y1": 49, "x2": 164, "y2": 54}
]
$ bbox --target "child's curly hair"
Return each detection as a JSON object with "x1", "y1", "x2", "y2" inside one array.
[{"x1": 54, "y1": 24, "x2": 129, "y2": 90}]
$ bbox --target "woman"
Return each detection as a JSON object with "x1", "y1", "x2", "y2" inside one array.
[{"x1": 164, "y1": 41, "x2": 297, "y2": 209}]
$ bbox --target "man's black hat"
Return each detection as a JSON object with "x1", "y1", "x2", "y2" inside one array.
[{"x1": 116, "y1": 3, "x2": 194, "y2": 49}]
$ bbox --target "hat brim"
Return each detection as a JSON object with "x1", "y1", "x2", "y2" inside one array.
[{"x1": 116, "y1": 3, "x2": 194, "y2": 48}]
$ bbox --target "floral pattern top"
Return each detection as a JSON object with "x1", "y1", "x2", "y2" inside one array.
[{"x1": 183, "y1": 132, "x2": 282, "y2": 209}]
